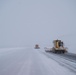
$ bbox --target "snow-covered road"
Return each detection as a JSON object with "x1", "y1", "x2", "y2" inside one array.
[{"x1": 0, "y1": 48, "x2": 76, "y2": 75}]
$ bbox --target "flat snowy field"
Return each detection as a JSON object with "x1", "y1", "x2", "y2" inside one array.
[{"x1": 0, "y1": 48, "x2": 76, "y2": 75}]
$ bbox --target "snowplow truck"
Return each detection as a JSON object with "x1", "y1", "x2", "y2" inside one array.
[
  {"x1": 45, "y1": 40, "x2": 67, "y2": 54},
  {"x1": 35, "y1": 44, "x2": 40, "y2": 49},
  {"x1": 51, "y1": 40, "x2": 67, "y2": 53}
]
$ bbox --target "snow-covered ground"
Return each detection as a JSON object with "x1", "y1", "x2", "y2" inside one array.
[{"x1": 0, "y1": 47, "x2": 76, "y2": 75}]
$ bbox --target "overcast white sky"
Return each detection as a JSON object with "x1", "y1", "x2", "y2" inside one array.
[{"x1": 0, "y1": 0, "x2": 76, "y2": 50}]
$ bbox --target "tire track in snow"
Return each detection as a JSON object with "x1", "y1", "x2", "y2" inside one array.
[{"x1": 39, "y1": 50, "x2": 76, "y2": 73}]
